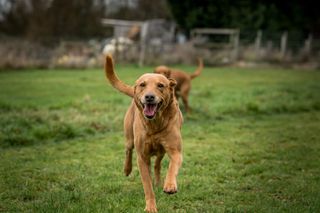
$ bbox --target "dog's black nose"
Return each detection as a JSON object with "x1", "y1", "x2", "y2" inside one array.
[{"x1": 145, "y1": 94, "x2": 155, "y2": 102}]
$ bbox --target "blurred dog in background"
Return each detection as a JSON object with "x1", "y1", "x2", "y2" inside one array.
[{"x1": 154, "y1": 58, "x2": 203, "y2": 113}]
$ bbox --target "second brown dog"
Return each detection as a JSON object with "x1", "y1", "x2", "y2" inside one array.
[{"x1": 154, "y1": 58, "x2": 203, "y2": 113}]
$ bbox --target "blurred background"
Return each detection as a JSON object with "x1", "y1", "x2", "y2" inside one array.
[{"x1": 0, "y1": 0, "x2": 319, "y2": 69}]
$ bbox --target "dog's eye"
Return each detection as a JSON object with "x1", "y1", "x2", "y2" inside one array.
[
  {"x1": 139, "y1": 82, "x2": 146, "y2": 87},
  {"x1": 157, "y1": 83, "x2": 164, "y2": 88}
]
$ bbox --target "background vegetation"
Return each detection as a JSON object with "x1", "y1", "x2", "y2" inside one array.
[
  {"x1": 1, "y1": 0, "x2": 319, "y2": 40},
  {"x1": 1, "y1": 66, "x2": 320, "y2": 212},
  {"x1": 168, "y1": 0, "x2": 320, "y2": 35},
  {"x1": 0, "y1": 0, "x2": 106, "y2": 41}
]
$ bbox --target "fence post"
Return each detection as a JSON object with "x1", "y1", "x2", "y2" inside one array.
[
  {"x1": 232, "y1": 29, "x2": 240, "y2": 61},
  {"x1": 280, "y1": 31, "x2": 288, "y2": 58},
  {"x1": 139, "y1": 22, "x2": 148, "y2": 67},
  {"x1": 255, "y1": 30, "x2": 262, "y2": 57},
  {"x1": 304, "y1": 34, "x2": 313, "y2": 55}
]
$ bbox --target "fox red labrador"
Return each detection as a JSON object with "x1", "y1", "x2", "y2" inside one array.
[{"x1": 104, "y1": 55, "x2": 183, "y2": 212}]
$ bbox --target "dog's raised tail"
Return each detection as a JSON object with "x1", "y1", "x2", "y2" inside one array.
[
  {"x1": 104, "y1": 55, "x2": 134, "y2": 98},
  {"x1": 190, "y1": 58, "x2": 203, "y2": 79}
]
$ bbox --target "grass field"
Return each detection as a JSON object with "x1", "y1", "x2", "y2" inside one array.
[{"x1": 1, "y1": 65, "x2": 320, "y2": 212}]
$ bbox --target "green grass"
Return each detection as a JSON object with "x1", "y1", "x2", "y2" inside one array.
[{"x1": 1, "y1": 66, "x2": 320, "y2": 212}]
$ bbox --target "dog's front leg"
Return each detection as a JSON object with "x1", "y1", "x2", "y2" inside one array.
[
  {"x1": 137, "y1": 155, "x2": 157, "y2": 212},
  {"x1": 163, "y1": 150, "x2": 182, "y2": 194}
]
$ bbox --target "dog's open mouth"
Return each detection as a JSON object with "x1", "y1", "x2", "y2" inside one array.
[
  {"x1": 143, "y1": 102, "x2": 161, "y2": 119},
  {"x1": 143, "y1": 103, "x2": 158, "y2": 119}
]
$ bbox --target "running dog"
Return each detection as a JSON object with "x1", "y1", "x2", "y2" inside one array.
[
  {"x1": 104, "y1": 55, "x2": 183, "y2": 212},
  {"x1": 154, "y1": 58, "x2": 203, "y2": 113}
]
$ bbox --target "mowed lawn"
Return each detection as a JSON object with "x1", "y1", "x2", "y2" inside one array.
[{"x1": 0, "y1": 65, "x2": 320, "y2": 212}]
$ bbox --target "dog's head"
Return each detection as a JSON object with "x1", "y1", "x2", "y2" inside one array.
[
  {"x1": 154, "y1": 66, "x2": 171, "y2": 79},
  {"x1": 134, "y1": 73, "x2": 177, "y2": 120}
]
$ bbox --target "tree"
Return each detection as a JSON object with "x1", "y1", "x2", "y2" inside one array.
[
  {"x1": 107, "y1": 0, "x2": 172, "y2": 20},
  {"x1": 167, "y1": 0, "x2": 320, "y2": 36},
  {"x1": 0, "y1": 0, "x2": 106, "y2": 41},
  {"x1": 0, "y1": 0, "x2": 30, "y2": 36}
]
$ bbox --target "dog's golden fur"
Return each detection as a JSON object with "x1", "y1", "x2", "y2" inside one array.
[
  {"x1": 154, "y1": 58, "x2": 203, "y2": 113},
  {"x1": 104, "y1": 55, "x2": 183, "y2": 212}
]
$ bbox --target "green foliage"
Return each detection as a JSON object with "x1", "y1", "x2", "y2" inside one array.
[
  {"x1": 0, "y1": 66, "x2": 320, "y2": 212},
  {"x1": 167, "y1": 0, "x2": 319, "y2": 34}
]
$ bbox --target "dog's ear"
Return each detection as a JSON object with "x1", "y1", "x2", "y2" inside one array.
[
  {"x1": 133, "y1": 84, "x2": 137, "y2": 94},
  {"x1": 169, "y1": 78, "x2": 177, "y2": 88},
  {"x1": 164, "y1": 69, "x2": 171, "y2": 78}
]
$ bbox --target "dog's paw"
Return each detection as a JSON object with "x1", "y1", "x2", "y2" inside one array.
[
  {"x1": 145, "y1": 200, "x2": 157, "y2": 212},
  {"x1": 144, "y1": 206, "x2": 157, "y2": 213},
  {"x1": 124, "y1": 166, "x2": 132, "y2": 176},
  {"x1": 163, "y1": 182, "x2": 178, "y2": 194}
]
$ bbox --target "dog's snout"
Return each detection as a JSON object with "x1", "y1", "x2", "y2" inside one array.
[{"x1": 145, "y1": 94, "x2": 155, "y2": 102}]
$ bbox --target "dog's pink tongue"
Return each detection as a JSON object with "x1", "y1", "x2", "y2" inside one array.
[{"x1": 144, "y1": 104, "x2": 157, "y2": 116}]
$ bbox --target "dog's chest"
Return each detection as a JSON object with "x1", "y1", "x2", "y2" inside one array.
[{"x1": 144, "y1": 136, "x2": 165, "y2": 156}]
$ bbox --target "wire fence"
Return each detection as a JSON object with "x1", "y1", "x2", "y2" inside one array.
[{"x1": 0, "y1": 28, "x2": 319, "y2": 70}]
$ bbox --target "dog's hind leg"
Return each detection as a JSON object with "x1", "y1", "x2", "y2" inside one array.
[
  {"x1": 154, "y1": 152, "x2": 165, "y2": 187},
  {"x1": 181, "y1": 83, "x2": 191, "y2": 113}
]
